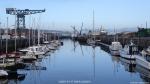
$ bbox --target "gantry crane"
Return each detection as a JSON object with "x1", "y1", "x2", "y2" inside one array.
[{"x1": 6, "y1": 8, "x2": 45, "y2": 29}]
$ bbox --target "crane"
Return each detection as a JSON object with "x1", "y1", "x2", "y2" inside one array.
[{"x1": 6, "y1": 8, "x2": 45, "y2": 29}]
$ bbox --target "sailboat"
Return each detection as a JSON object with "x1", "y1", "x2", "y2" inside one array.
[
  {"x1": 0, "y1": 17, "x2": 15, "y2": 67},
  {"x1": 20, "y1": 18, "x2": 45, "y2": 60},
  {"x1": 109, "y1": 28, "x2": 122, "y2": 56},
  {"x1": 87, "y1": 10, "x2": 96, "y2": 46},
  {"x1": 21, "y1": 29, "x2": 45, "y2": 60}
]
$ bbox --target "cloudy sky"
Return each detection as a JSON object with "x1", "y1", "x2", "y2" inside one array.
[{"x1": 0, "y1": 0, "x2": 150, "y2": 32}]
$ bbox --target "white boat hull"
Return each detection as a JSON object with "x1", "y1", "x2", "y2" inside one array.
[
  {"x1": 110, "y1": 50, "x2": 120, "y2": 56},
  {"x1": 120, "y1": 50, "x2": 136, "y2": 60},
  {"x1": 20, "y1": 56, "x2": 36, "y2": 60},
  {"x1": 0, "y1": 70, "x2": 8, "y2": 76}
]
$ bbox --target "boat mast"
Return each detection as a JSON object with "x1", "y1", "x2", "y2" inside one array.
[
  {"x1": 93, "y1": 10, "x2": 95, "y2": 41},
  {"x1": 6, "y1": 17, "x2": 8, "y2": 56},
  {"x1": 33, "y1": 18, "x2": 35, "y2": 45},
  {"x1": 38, "y1": 29, "x2": 40, "y2": 46},
  {"x1": 38, "y1": 14, "x2": 41, "y2": 45},
  {"x1": 116, "y1": 28, "x2": 118, "y2": 42},
  {"x1": 14, "y1": 10, "x2": 17, "y2": 63},
  {"x1": 146, "y1": 21, "x2": 147, "y2": 29},
  {"x1": 29, "y1": 15, "x2": 31, "y2": 47},
  {"x1": 15, "y1": 12, "x2": 17, "y2": 53},
  {"x1": 0, "y1": 20, "x2": 2, "y2": 54},
  {"x1": 113, "y1": 26, "x2": 116, "y2": 42},
  {"x1": 29, "y1": 27, "x2": 31, "y2": 46}
]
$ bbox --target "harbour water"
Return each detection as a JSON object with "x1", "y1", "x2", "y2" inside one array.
[{"x1": 1, "y1": 39, "x2": 149, "y2": 84}]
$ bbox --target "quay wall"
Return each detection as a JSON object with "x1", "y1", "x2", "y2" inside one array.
[{"x1": 100, "y1": 36, "x2": 150, "y2": 50}]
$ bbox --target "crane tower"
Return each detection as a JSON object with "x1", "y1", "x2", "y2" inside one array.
[{"x1": 6, "y1": 8, "x2": 45, "y2": 29}]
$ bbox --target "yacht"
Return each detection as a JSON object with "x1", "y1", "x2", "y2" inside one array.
[
  {"x1": 109, "y1": 42, "x2": 122, "y2": 56},
  {"x1": 47, "y1": 44, "x2": 56, "y2": 50},
  {"x1": 42, "y1": 45, "x2": 50, "y2": 53},
  {"x1": 0, "y1": 70, "x2": 8, "y2": 77},
  {"x1": 19, "y1": 48, "x2": 29, "y2": 54},
  {"x1": 28, "y1": 46, "x2": 45, "y2": 56},
  {"x1": 0, "y1": 57, "x2": 15, "y2": 68},
  {"x1": 20, "y1": 52, "x2": 37, "y2": 61},
  {"x1": 20, "y1": 45, "x2": 45, "y2": 60},
  {"x1": 136, "y1": 50, "x2": 150, "y2": 70},
  {"x1": 119, "y1": 41, "x2": 139, "y2": 60}
]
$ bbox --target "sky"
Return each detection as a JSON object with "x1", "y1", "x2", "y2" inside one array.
[{"x1": 0, "y1": 0, "x2": 150, "y2": 32}]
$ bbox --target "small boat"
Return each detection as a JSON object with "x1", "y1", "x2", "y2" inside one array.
[
  {"x1": 119, "y1": 41, "x2": 139, "y2": 60},
  {"x1": 47, "y1": 45, "x2": 56, "y2": 50},
  {"x1": 0, "y1": 70, "x2": 8, "y2": 77},
  {"x1": 136, "y1": 52, "x2": 150, "y2": 70},
  {"x1": 109, "y1": 42, "x2": 122, "y2": 56},
  {"x1": 0, "y1": 57, "x2": 15, "y2": 68},
  {"x1": 109, "y1": 27, "x2": 122, "y2": 56},
  {"x1": 41, "y1": 45, "x2": 50, "y2": 53},
  {"x1": 19, "y1": 48, "x2": 30, "y2": 54},
  {"x1": 20, "y1": 52, "x2": 37, "y2": 61},
  {"x1": 43, "y1": 41, "x2": 50, "y2": 44},
  {"x1": 28, "y1": 46, "x2": 45, "y2": 56},
  {"x1": 54, "y1": 40, "x2": 61, "y2": 46},
  {"x1": 87, "y1": 38, "x2": 96, "y2": 46}
]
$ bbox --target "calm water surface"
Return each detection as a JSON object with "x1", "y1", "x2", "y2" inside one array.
[{"x1": 2, "y1": 40, "x2": 150, "y2": 84}]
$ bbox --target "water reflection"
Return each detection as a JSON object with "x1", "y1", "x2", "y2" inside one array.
[
  {"x1": 92, "y1": 46, "x2": 96, "y2": 80},
  {"x1": 120, "y1": 58, "x2": 136, "y2": 73},
  {"x1": 111, "y1": 56, "x2": 120, "y2": 74},
  {"x1": 136, "y1": 65, "x2": 150, "y2": 82},
  {"x1": 0, "y1": 72, "x2": 26, "y2": 84},
  {"x1": 2, "y1": 40, "x2": 150, "y2": 84}
]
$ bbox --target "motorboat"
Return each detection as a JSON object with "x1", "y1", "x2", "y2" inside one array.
[
  {"x1": 109, "y1": 41, "x2": 122, "y2": 56},
  {"x1": 28, "y1": 46, "x2": 45, "y2": 56},
  {"x1": 20, "y1": 52, "x2": 37, "y2": 61},
  {"x1": 119, "y1": 41, "x2": 139, "y2": 60},
  {"x1": 0, "y1": 70, "x2": 8, "y2": 77}
]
